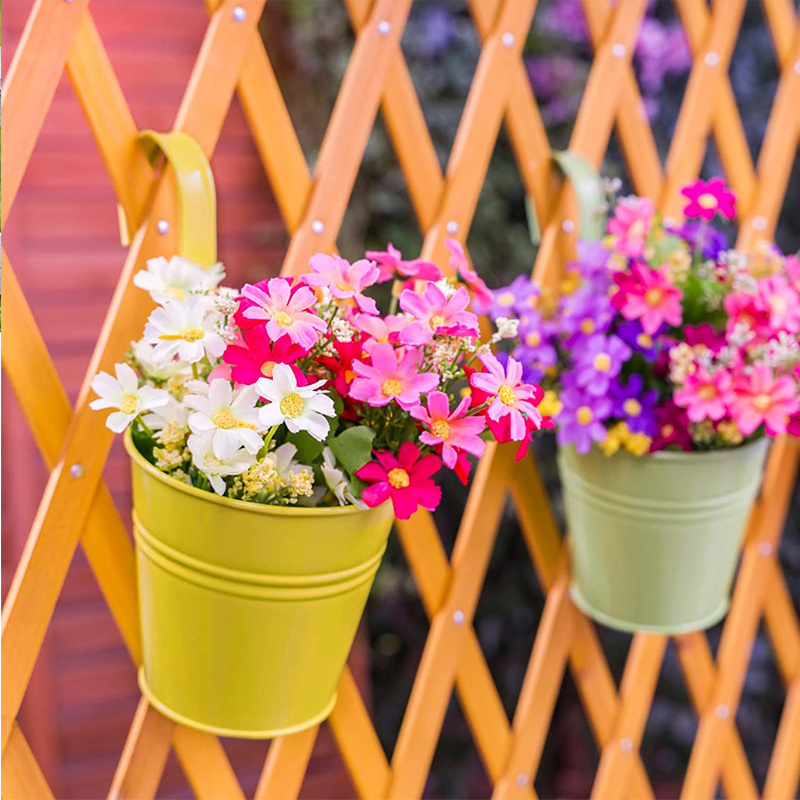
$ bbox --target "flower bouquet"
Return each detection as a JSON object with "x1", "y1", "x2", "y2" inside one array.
[
  {"x1": 92, "y1": 243, "x2": 544, "y2": 736},
  {"x1": 492, "y1": 179, "x2": 800, "y2": 633}
]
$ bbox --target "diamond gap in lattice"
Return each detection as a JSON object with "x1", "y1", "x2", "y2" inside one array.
[
  {"x1": 425, "y1": 694, "x2": 492, "y2": 799},
  {"x1": 775, "y1": 153, "x2": 800, "y2": 252},
  {"x1": 465, "y1": 127, "x2": 537, "y2": 291},
  {"x1": 215, "y1": 737, "x2": 269, "y2": 799},
  {"x1": 401, "y1": 1, "x2": 481, "y2": 173},
  {"x1": 603, "y1": 126, "x2": 646, "y2": 199},
  {"x1": 534, "y1": 670, "x2": 599, "y2": 800},
  {"x1": 265, "y1": 1, "x2": 355, "y2": 171}
]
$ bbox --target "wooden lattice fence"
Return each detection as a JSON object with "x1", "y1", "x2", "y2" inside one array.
[{"x1": 2, "y1": 1, "x2": 800, "y2": 798}]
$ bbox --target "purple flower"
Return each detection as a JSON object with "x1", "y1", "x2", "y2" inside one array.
[
  {"x1": 538, "y1": 0, "x2": 588, "y2": 43},
  {"x1": 673, "y1": 221, "x2": 729, "y2": 260},
  {"x1": 489, "y1": 275, "x2": 539, "y2": 319},
  {"x1": 556, "y1": 388, "x2": 613, "y2": 454},
  {"x1": 636, "y1": 20, "x2": 690, "y2": 93},
  {"x1": 572, "y1": 334, "x2": 632, "y2": 396},
  {"x1": 558, "y1": 287, "x2": 614, "y2": 343},
  {"x1": 611, "y1": 374, "x2": 659, "y2": 435},
  {"x1": 572, "y1": 241, "x2": 613, "y2": 289},
  {"x1": 514, "y1": 312, "x2": 558, "y2": 374},
  {"x1": 616, "y1": 319, "x2": 663, "y2": 360}
]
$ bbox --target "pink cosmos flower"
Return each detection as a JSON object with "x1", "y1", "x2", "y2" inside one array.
[
  {"x1": 607, "y1": 196, "x2": 654, "y2": 258},
  {"x1": 399, "y1": 283, "x2": 480, "y2": 345},
  {"x1": 241, "y1": 278, "x2": 326, "y2": 349},
  {"x1": 728, "y1": 365, "x2": 800, "y2": 436},
  {"x1": 674, "y1": 366, "x2": 732, "y2": 423},
  {"x1": 757, "y1": 274, "x2": 800, "y2": 334},
  {"x1": 469, "y1": 354, "x2": 543, "y2": 440},
  {"x1": 349, "y1": 343, "x2": 439, "y2": 410},
  {"x1": 223, "y1": 325, "x2": 308, "y2": 385},
  {"x1": 351, "y1": 313, "x2": 409, "y2": 346},
  {"x1": 681, "y1": 178, "x2": 736, "y2": 221},
  {"x1": 611, "y1": 263, "x2": 683, "y2": 335},
  {"x1": 410, "y1": 391, "x2": 486, "y2": 468},
  {"x1": 365, "y1": 243, "x2": 442, "y2": 282},
  {"x1": 724, "y1": 291, "x2": 771, "y2": 342},
  {"x1": 444, "y1": 237, "x2": 493, "y2": 314},
  {"x1": 356, "y1": 442, "x2": 442, "y2": 520},
  {"x1": 302, "y1": 254, "x2": 380, "y2": 314}
]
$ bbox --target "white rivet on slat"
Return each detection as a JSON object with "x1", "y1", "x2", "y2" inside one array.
[
  {"x1": 612, "y1": 43, "x2": 626, "y2": 59},
  {"x1": 70, "y1": 464, "x2": 84, "y2": 479},
  {"x1": 452, "y1": 609, "x2": 465, "y2": 625},
  {"x1": 705, "y1": 51, "x2": 720, "y2": 67},
  {"x1": 502, "y1": 32, "x2": 515, "y2": 48},
  {"x1": 620, "y1": 737, "x2": 633, "y2": 752},
  {"x1": 758, "y1": 542, "x2": 773, "y2": 557},
  {"x1": 562, "y1": 219, "x2": 575, "y2": 234},
  {"x1": 232, "y1": 6, "x2": 246, "y2": 23},
  {"x1": 377, "y1": 20, "x2": 391, "y2": 37},
  {"x1": 157, "y1": 220, "x2": 170, "y2": 235},
  {"x1": 716, "y1": 704, "x2": 730, "y2": 720},
  {"x1": 516, "y1": 774, "x2": 528, "y2": 788},
  {"x1": 311, "y1": 220, "x2": 325, "y2": 234},
  {"x1": 446, "y1": 220, "x2": 459, "y2": 235}
]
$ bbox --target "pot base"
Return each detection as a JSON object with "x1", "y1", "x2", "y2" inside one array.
[
  {"x1": 138, "y1": 668, "x2": 337, "y2": 739},
  {"x1": 570, "y1": 583, "x2": 729, "y2": 636}
]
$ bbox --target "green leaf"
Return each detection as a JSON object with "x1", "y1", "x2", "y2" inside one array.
[
  {"x1": 524, "y1": 194, "x2": 541, "y2": 245},
  {"x1": 329, "y1": 425, "x2": 376, "y2": 479},
  {"x1": 286, "y1": 429, "x2": 326, "y2": 464},
  {"x1": 552, "y1": 150, "x2": 606, "y2": 241}
]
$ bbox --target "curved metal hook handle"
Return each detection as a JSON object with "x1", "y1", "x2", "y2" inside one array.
[{"x1": 137, "y1": 130, "x2": 218, "y2": 268}]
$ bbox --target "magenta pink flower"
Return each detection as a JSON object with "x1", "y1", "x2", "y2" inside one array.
[
  {"x1": 607, "y1": 196, "x2": 654, "y2": 258},
  {"x1": 757, "y1": 274, "x2": 800, "y2": 334},
  {"x1": 223, "y1": 325, "x2": 308, "y2": 385},
  {"x1": 674, "y1": 366, "x2": 733, "y2": 423},
  {"x1": 724, "y1": 291, "x2": 772, "y2": 342},
  {"x1": 365, "y1": 243, "x2": 442, "y2": 283},
  {"x1": 444, "y1": 237, "x2": 493, "y2": 314},
  {"x1": 728, "y1": 365, "x2": 800, "y2": 436},
  {"x1": 469, "y1": 354, "x2": 543, "y2": 440},
  {"x1": 611, "y1": 263, "x2": 683, "y2": 335},
  {"x1": 351, "y1": 312, "x2": 409, "y2": 346},
  {"x1": 681, "y1": 178, "x2": 736, "y2": 221},
  {"x1": 349, "y1": 343, "x2": 439, "y2": 410},
  {"x1": 356, "y1": 442, "x2": 442, "y2": 520},
  {"x1": 410, "y1": 391, "x2": 486, "y2": 468},
  {"x1": 399, "y1": 283, "x2": 480, "y2": 345},
  {"x1": 302, "y1": 254, "x2": 380, "y2": 314},
  {"x1": 241, "y1": 278, "x2": 326, "y2": 349}
]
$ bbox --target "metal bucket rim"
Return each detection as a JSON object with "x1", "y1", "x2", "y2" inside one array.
[{"x1": 125, "y1": 428, "x2": 391, "y2": 518}]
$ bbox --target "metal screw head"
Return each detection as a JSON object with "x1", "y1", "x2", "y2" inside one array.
[
  {"x1": 561, "y1": 219, "x2": 575, "y2": 234},
  {"x1": 452, "y1": 609, "x2": 465, "y2": 625},
  {"x1": 515, "y1": 774, "x2": 528, "y2": 788},
  {"x1": 156, "y1": 219, "x2": 170, "y2": 235},
  {"x1": 70, "y1": 464, "x2": 85, "y2": 479},
  {"x1": 620, "y1": 737, "x2": 634, "y2": 752},
  {"x1": 311, "y1": 220, "x2": 325, "y2": 234},
  {"x1": 446, "y1": 220, "x2": 459, "y2": 235},
  {"x1": 758, "y1": 541, "x2": 773, "y2": 557},
  {"x1": 501, "y1": 32, "x2": 515, "y2": 48},
  {"x1": 715, "y1": 704, "x2": 730, "y2": 720},
  {"x1": 232, "y1": 6, "x2": 246, "y2": 22},
  {"x1": 705, "y1": 51, "x2": 720, "y2": 67},
  {"x1": 752, "y1": 215, "x2": 767, "y2": 231},
  {"x1": 377, "y1": 20, "x2": 391, "y2": 37},
  {"x1": 612, "y1": 43, "x2": 626, "y2": 59}
]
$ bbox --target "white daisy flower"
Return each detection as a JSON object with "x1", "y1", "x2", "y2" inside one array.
[
  {"x1": 142, "y1": 396, "x2": 190, "y2": 431},
  {"x1": 132, "y1": 339, "x2": 190, "y2": 383},
  {"x1": 90, "y1": 362, "x2": 169, "y2": 433},
  {"x1": 133, "y1": 255, "x2": 225, "y2": 304},
  {"x1": 185, "y1": 379, "x2": 265, "y2": 459},
  {"x1": 188, "y1": 433, "x2": 257, "y2": 495},
  {"x1": 143, "y1": 295, "x2": 226, "y2": 366},
  {"x1": 255, "y1": 364, "x2": 336, "y2": 442},
  {"x1": 321, "y1": 447, "x2": 365, "y2": 508}
]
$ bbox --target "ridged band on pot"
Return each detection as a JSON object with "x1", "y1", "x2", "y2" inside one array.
[
  {"x1": 557, "y1": 437, "x2": 769, "y2": 634},
  {"x1": 125, "y1": 431, "x2": 394, "y2": 738}
]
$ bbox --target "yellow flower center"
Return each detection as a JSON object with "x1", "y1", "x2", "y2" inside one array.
[
  {"x1": 159, "y1": 327, "x2": 206, "y2": 342},
  {"x1": 120, "y1": 395, "x2": 139, "y2": 415},
  {"x1": 661, "y1": 424, "x2": 674, "y2": 438},
  {"x1": 753, "y1": 393, "x2": 772, "y2": 412},
  {"x1": 771, "y1": 295, "x2": 788, "y2": 315},
  {"x1": 165, "y1": 286, "x2": 187, "y2": 300},
  {"x1": 430, "y1": 314, "x2": 445, "y2": 330},
  {"x1": 336, "y1": 281, "x2": 353, "y2": 292},
  {"x1": 498, "y1": 385, "x2": 516, "y2": 406},
  {"x1": 636, "y1": 333, "x2": 653, "y2": 348},
  {"x1": 382, "y1": 379, "x2": 403, "y2": 397},
  {"x1": 645, "y1": 288, "x2": 664, "y2": 307},
  {"x1": 273, "y1": 311, "x2": 293, "y2": 328},
  {"x1": 697, "y1": 193, "x2": 718, "y2": 210},
  {"x1": 387, "y1": 468, "x2": 410, "y2": 489},
  {"x1": 577, "y1": 406, "x2": 594, "y2": 425},
  {"x1": 344, "y1": 369, "x2": 357, "y2": 384},
  {"x1": 623, "y1": 399, "x2": 642, "y2": 417},
  {"x1": 628, "y1": 219, "x2": 645, "y2": 239},
  {"x1": 431, "y1": 419, "x2": 451, "y2": 440},
  {"x1": 211, "y1": 408, "x2": 257, "y2": 430},
  {"x1": 593, "y1": 353, "x2": 612, "y2": 372},
  {"x1": 580, "y1": 319, "x2": 595, "y2": 334},
  {"x1": 526, "y1": 331, "x2": 541, "y2": 347},
  {"x1": 497, "y1": 291, "x2": 516, "y2": 307},
  {"x1": 261, "y1": 361, "x2": 277, "y2": 377},
  {"x1": 698, "y1": 385, "x2": 717, "y2": 401},
  {"x1": 279, "y1": 393, "x2": 305, "y2": 418}
]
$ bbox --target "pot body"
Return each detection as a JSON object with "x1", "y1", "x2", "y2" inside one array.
[
  {"x1": 126, "y1": 433, "x2": 394, "y2": 738},
  {"x1": 557, "y1": 437, "x2": 769, "y2": 634}
]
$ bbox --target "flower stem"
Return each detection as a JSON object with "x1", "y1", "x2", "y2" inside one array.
[
  {"x1": 137, "y1": 416, "x2": 155, "y2": 439},
  {"x1": 259, "y1": 424, "x2": 281, "y2": 457},
  {"x1": 191, "y1": 362, "x2": 199, "y2": 380}
]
